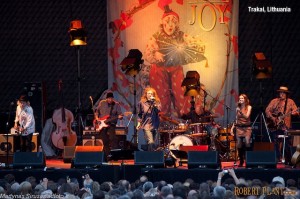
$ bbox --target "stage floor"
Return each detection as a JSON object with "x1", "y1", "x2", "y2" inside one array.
[{"x1": 1, "y1": 155, "x2": 299, "y2": 187}]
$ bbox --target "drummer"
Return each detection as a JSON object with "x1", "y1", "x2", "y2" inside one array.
[{"x1": 180, "y1": 104, "x2": 217, "y2": 136}]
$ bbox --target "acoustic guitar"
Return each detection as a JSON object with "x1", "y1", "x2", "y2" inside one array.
[
  {"x1": 291, "y1": 144, "x2": 300, "y2": 167},
  {"x1": 267, "y1": 107, "x2": 300, "y2": 130}
]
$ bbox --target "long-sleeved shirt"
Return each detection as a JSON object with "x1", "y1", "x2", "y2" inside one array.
[
  {"x1": 265, "y1": 98, "x2": 298, "y2": 130},
  {"x1": 16, "y1": 105, "x2": 35, "y2": 135},
  {"x1": 96, "y1": 99, "x2": 122, "y2": 125},
  {"x1": 137, "y1": 100, "x2": 161, "y2": 131}
]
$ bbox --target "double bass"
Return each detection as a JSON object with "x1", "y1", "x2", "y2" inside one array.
[{"x1": 51, "y1": 80, "x2": 77, "y2": 149}]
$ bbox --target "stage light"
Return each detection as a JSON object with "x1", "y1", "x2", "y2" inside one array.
[
  {"x1": 252, "y1": 52, "x2": 272, "y2": 79},
  {"x1": 181, "y1": 71, "x2": 200, "y2": 96},
  {"x1": 69, "y1": 20, "x2": 87, "y2": 46},
  {"x1": 120, "y1": 49, "x2": 144, "y2": 76}
]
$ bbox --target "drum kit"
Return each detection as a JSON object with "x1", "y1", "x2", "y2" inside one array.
[{"x1": 157, "y1": 114, "x2": 237, "y2": 161}]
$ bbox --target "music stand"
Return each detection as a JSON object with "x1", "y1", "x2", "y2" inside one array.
[{"x1": 251, "y1": 52, "x2": 272, "y2": 142}]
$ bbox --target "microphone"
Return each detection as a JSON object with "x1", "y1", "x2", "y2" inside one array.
[
  {"x1": 150, "y1": 96, "x2": 156, "y2": 101},
  {"x1": 238, "y1": 102, "x2": 242, "y2": 107}
]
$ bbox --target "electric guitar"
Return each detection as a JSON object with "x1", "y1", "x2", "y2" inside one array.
[
  {"x1": 268, "y1": 107, "x2": 300, "y2": 129},
  {"x1": 94, "y1": 114, "x2": 123, "y2": 131}
]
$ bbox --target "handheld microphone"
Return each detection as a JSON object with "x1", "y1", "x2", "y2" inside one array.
[
  {"x1": 238, "y1": 102, "x2": 242, "y2": 107},
  {"x1": 150, "y1": 96, "x2": 156, "y2": 101}
]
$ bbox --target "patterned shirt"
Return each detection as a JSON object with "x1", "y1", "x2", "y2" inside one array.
[{"x1": 265, "y1": 98, "x2": 298, "y2": 129}]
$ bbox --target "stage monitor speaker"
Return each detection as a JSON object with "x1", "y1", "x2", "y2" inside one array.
[
  {"x1": 75, "y1": 145, "x2": 103, "y2": 152},
  {"x1": 246, "y1": 151, "x2": 276, "y2": 168},
  {"x1": 188, "y1": 151, "x2": 220, "y2": 169},
  {"x1": 63, "y1": 146, "x2": 76, "y2": 163},
  {"x1": 13, "y1": 152, "x2": 45, "y2": 169},
  {"x1": 134, "y1": 151, "x2": 164, "y2": 168},
  {"x1": 73, "y1": 151, "x2": 105, "y2": 168}
]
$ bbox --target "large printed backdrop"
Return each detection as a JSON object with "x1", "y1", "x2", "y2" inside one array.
[{"x1": 107, "y1": 0, "x2": 239, "y2": 143}]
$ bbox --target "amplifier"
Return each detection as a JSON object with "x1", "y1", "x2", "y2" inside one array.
[
  {"x1": 116, "y1": 127, "x2": 128, "y2": 135},
  {"x1": 83, "y1": 130, "x2": 99, "y2": 135}
]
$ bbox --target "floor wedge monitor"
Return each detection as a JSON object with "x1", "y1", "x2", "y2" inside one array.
[
  {"x1": 13, "y1": 152, "x2": 45, "y2": 169},
  {"x1": 188, "y1": 151, "x2": 220, "y2": 169},
  {"x1": 134, "y1": 151, "x2": 165, "y2": 168},
  {"x1": 246, "y1": 151, "x2": 276, "y2": 168}
]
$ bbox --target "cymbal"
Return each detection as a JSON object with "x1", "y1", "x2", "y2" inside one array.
[
  {"x1": 189, "y1": 133, "x2": 207, "y2": 137},
  {"x1": 200, "y1": 114, "x2": 219, "y2": 118},
  {"x1": 159, "y1": 130, "x2": 185, "y2": 133},
  {"x1": 189, "y1": 122, "x2": 211, "y2": 126},
  {"x1": 159, "y1": 115, "x2": 180, "y2": 124}
]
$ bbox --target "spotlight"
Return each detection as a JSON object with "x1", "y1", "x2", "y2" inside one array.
[
  {"x1": 120, "y1": 49, "x2": 144, "y2": 76},
  {"x1": 181, "y1": 71, "x2": 200, "y2": 96},
  {"x1": 252, "y1": 52, "x2": 272, "y2": 79},
  {"x1": 69, "y1": 20, "x2": 87, "y2": 46}
]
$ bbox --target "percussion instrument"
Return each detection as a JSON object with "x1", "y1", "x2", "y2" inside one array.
[
  {"x1": 218, "y1": 127, "x2": 234, "y2": 141},
  {"x1": 169, "y1": 135, "x2": 194, "y2": 150},
  {"x1": 177, "y1": 123, "x2": 189, "y2": 131},
  {"x1": 169, "y1": 135, "x2": 194, "y2": 159}
]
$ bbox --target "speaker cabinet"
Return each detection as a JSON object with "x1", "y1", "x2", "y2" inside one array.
[
  {"x1": 13, "y1": 152, "x2": 45, "y2": 169},
  {"x1": 0, "y1": 135, "x2": 14, "y2": 155},
  {"x1": 253, "y1": 142, "x2": 274, "y2": 151},
  {"x1": 246, "y1": 151, "x2": 276, "y2": 168},
  {"x1": 31, "y1": 133, "x2": 38, "y2": 152},
  {"x1": 134, "y1": 151, "x2": 165, "y2": 168},
  {"x1": 188, "y1": 151, "x2": 220, "y2": 169},
  {"x1": 23, "y1": 82, "x2": 45, "y2": 134},
  {"x1": 82, "y1": 139, "x2": 103, "y2": 147},
  {"x1": 116, "y1": 135, "x2": 126, "y2": 149},
  {"x1": 63, "y1": 146, "x2": 76, "y2": 163},
  {"x1": 73, "y1": 152, "x2": 105, "y2": 168},
  {"x1": 0, "y1": 133, "x2": 38, "y2": 154},
  {"x1": 75, "y1": 146, "x2": 103, "y2": 152}
]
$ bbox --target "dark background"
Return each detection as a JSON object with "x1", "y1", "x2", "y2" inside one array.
[{"x1": 0, "y1": 1, "x2": 299, "y2": 135}]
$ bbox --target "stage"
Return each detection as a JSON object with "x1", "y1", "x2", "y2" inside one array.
[{"x1": 1, "y1": 155, "x2": 300, "y2": 187}]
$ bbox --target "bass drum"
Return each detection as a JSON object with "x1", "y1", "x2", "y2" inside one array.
[{"x1": 169, "y1": 135, "x2": 194, "y2": 159}]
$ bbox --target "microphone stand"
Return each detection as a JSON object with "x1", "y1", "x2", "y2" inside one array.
[
  {"x1": 136, "y1": 100, "x2": 155, "y2": 149},
  {"x1": 201, "y1": 88, "x2": 233, "y2": 161},
  {"x1": 5, "y1": 102, "x2": 14, "y2": 168}
]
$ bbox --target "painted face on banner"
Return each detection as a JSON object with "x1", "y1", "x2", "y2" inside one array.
[{"x1": 162, "y1": 15, "x2": 179, "y2": 36}]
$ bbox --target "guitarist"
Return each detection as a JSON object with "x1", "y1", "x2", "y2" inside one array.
[
  {"x1": 13, "y1": 95, "x2": 35, "y2": 152},
  {"x1": 265, "y1": 86, "x2": 299, "y2": 165},
  {"x1": 95, "y1": 92, "x2": 123, "y2": 160}
]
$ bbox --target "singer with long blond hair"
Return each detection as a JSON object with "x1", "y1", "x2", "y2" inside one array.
[
  {"x1": 137, "y1": 87, "x2": 162, "y2": 151},
  {"x1": 232, "y1": 94, "x2": 252, "y2": 167}
]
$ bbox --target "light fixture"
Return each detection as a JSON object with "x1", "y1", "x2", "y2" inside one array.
[
  {"x1": 252, "y1": 52, "x2": 272, "y2": 79},
  {"x1": 181, "y1": 71, "x2": 200, "y2": 96},
  {"x1": 69, "y1": 20, "x2": 87, "y2": 46},
  {"x1": 120, "y1": 49, "x2": 144, "y2": 146},
  {"x1": 120, "y1": 49, "x2": 144, "y2": 76}
]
